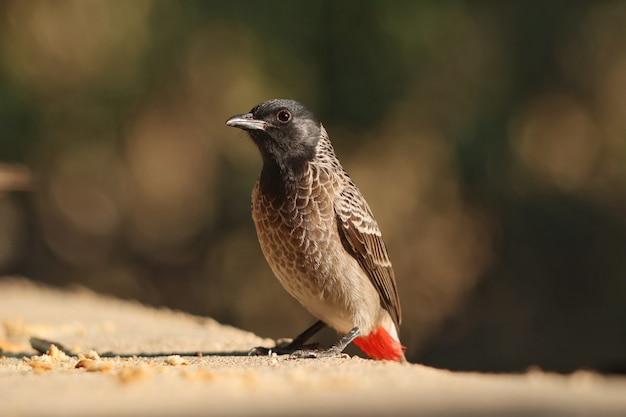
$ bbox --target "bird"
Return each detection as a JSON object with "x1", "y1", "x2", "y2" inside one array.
[{"x1": 226, "y1": 99, "x2": 405, "y2": 361}]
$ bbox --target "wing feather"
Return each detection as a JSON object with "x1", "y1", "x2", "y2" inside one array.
[{"x1": 335, "y1": 185, "x2": 402, "y2": 328}]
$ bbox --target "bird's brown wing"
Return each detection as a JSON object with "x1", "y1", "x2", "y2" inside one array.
[{"x1": 335, "y1": 186, "x2": 402, "y2": 328}]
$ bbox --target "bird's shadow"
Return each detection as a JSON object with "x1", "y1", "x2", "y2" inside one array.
[{"x1": 1, "y1": 337, "x2": 265, "y2": 359}]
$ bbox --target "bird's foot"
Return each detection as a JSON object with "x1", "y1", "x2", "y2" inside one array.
[
  {"x1": 289, "y1": 326, "x2": 360, "y2": 360},
  {"x1": 289, "y1": 345, "x2": 348, "y2": 359},
  {"x1": 248, "y1": 320, "x2": 327, "y2": 357},
  {"x1": 249, "y1": 325, "x2": 360, "y2": 360}
]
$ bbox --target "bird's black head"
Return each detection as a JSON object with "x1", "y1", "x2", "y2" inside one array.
[{"x1": 226, "y1": 99, "x2": 322, "y2": 170}]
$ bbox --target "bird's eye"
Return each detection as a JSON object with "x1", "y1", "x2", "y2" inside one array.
[{"x1": 276, "y1": 110, "x2": 292, "y2": 124}]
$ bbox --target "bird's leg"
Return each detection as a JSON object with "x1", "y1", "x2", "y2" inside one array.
[
  {"x1": 290, "y1": 327, "x2": 361, "y2": 359},
  {"x1": 287, "y1": 320, "x2": 327, "y2": 348},
  {"x1": 248, "y1": 320, "x2": 327, "y2": 356}
]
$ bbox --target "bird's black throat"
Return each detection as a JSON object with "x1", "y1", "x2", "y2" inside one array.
[
  {"x1": 250, "y1": 130, "x2": 313, "y2": 198},
  {"x1": 258, "y1": 153, "x2": 310, "y2": 199}
]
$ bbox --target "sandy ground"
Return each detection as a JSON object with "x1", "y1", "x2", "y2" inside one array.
[{"x1": 0, "y1": 277, "x2": 625, "y2": 417}]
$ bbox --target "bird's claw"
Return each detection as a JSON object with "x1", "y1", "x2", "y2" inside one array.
[
  {"x1": 289, "y1": 347, "x2": 346, "y2": 359},
  {"x1": 248, "y1": 342, "x2": 325, "y2": 357},
  {"x1": 289, "y1": 349, "x2": 320, "y2": 359},
  {"x1": 248, "y1": 346, "x2": 273, "y2": 356}
]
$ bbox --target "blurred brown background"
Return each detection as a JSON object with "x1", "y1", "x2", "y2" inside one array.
[{"x1": 1, "y1": 1, "x2": 625, "y2": 373}]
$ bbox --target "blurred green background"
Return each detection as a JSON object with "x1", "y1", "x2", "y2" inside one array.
[{"x1": 1, "y1": 1, "x2": 625, "y2": 373}]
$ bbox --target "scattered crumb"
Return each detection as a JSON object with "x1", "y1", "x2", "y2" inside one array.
[
  {"x1": 117, "y1": 363, "x2": 152, "y2": 384},
  {"x1": 23, "y1": 357, "x2": 54, "y2": 373},
  {"x1": 85, "y1": 350, "x2": 100, "y2": 360},
  {"x1": 165, "y1": 355, "x2": 189, "y2": 366},
  {"x1": 22, "y1": 344, "x2": 74, "y2": 373},
  {"x1": 47, "y1": 344, "x2": 68, "y2": 361},
  {"x1": 75, "y1": 358, "x2": 93, "y2": 368},
  {"x1": 75, "y1": 358, "x2": 114, "y2": 372}
]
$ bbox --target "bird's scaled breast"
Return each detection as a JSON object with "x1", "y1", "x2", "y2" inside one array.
[{"x1": 251, "y1": 168, "x2": 340, "y2": 297}]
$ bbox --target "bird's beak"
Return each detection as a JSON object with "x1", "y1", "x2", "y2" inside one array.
[{"x1": 225, "y1": 113, "x2": 267, "y2": 131}]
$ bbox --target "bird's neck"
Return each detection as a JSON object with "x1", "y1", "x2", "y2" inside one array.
[
  {"x1": 259, "y1": 154, "x2": 309, "y2": 198},
  {"x1": 257, "y1": 130, "x2": 336, "y2": 198}
]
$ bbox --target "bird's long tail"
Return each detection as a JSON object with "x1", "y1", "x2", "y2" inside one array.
[{"x1": 353, "y1": 325, "x2": 406, "y2": 362}]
